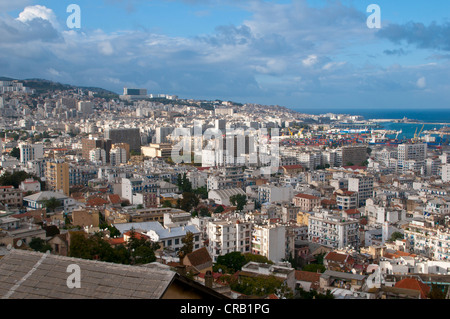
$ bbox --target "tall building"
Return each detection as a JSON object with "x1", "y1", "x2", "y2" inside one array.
[
  {"x1": 308, "y1": 211, "x2": 359, "y2": 249},
  {"x1": 82, "y1": 138, "x2": 112, "y2": 163},
  {"x1": 46, "y1": 159, "x2": 70, "y2": 196},
  {"x1": 105, "y1": 128, "x2": 141, "y2": 153},
  {"x1": 110, "y1": 147, "x2": 127, "y2": 166},
  {"x1": 89, "y1": 148, "x2": 107, "y2": 165},
  {"x1": 18, "y1": 143, "x2": 44, "y2": 164},
  {"x1": 251, "y1": 223, "x2": 287, "y2": 262},
  {"x1": 397, "y1": 143, "x2": 427, "y2": 173},
  {"x1": 348, "y1": 175, "x2": 374, "y2": 207},
  {"x1": 341, "y1": 145, "x2": 368, "y2": 166},
  {"x1": 120, "y1": 88, "x2": 148, "y2": 101},
  {"x1": 77, "y1": 101, "x2": 94, "y2": 115},
  {"x1": 155, "y1": 127, "x2": 173, "y2": 144}
]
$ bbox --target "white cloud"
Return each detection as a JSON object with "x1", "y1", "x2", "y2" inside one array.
[
  {"x1": 99, "y1": 41, "x2": 114, "y2": 56},
  {"x1": 16, "y1": 5, "x2": 59, "y2": 29},
  {"x1": 416, "y1": 76, "x2": 426, "y2": 89},
  {"x1": 302, "y1": 55, "x2": 318, "y2": 67}
]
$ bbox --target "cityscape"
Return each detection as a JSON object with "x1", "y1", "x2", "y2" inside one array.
[{"x1": 1, "y1": 0, "x2": 450, "y2": 305}]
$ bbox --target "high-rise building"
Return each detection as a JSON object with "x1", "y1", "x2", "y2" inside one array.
[
  {"x1": 77, "y1": 101, "x2": 94, "y2": 115},
  {"x1": 89, "y1": 148, "x2": 107, "y2": 165},
  {"x1": 110, "y1": 147, "x2": 127, "y2": 166},
  {"x1": 105, "y1": 128, "x2": 141, "y2": 153},
  {"x1": 341, "y1": 145, "x2": 368, "y2": 166},
  {"x1": 348, "y1": 175, "x2": 374, "y2": 207},
  {"x1": 82, "y1": 138, "x2": 112, "y2": 163},
  {"x1": 46, "y1": 159, "x2": 70, "y2": 196},
  {"x1": 155, "y1": 127, "x2": 173, "y2": 144}
]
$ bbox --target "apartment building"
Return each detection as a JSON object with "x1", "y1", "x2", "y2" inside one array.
[
  {"x1": 0, "y1": 186, "x2": 23, "y2": 208},
  {"x1": 404, "y1": 218, "x2": 450, "y2": 261},
  {"x1": 292, "y1": 193, "x2": 320, "y2": 211},
  {"x1": 206, "y1": 219, "x2": 252, "y2": 262},
  {"x1": 348, "y1": 175, "x2": 374, "y2": 207},
  {"x1": 18, "y1": 143, "x2": 44, "y2": 164},
  {"x1": 46, "y1": 159, "x2": 70, "y2": 196},
  {"x1": 258, "y1": 184, "x2": 294, "y2": 204},
  {"x1": 251, "y1": 222, "x2": 287, "y2": 262},
  {"x1": 308, "y1": 211, "x2": 359, "y2": 249},
  {"x1": 335, "y1": 189, "x2": 358, "y2": 211}
]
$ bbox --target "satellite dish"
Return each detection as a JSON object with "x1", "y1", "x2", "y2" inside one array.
[
  {"x1": 16, "y1": 240, "x2": 23, "y2": 247},
  {"x1": 6, "y1": 244, "x2": 12, "y2": 251}
]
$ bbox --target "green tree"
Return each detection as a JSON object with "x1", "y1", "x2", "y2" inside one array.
[
  {"x1": 179, "y1": 192, "x2": 199, "y2": 212},
  {"x1": 230, "y1": 275, "x2": 293, "y2": 299},
  {"x1": 389, "y1": 231, "x2": 404, "y2": 242},
  {"x1": 230, "y1": 194, "x2": 247, "y2": 213},
  {"x1": 302, "y1": 264, "x2": 326, "y2": 273},
  {"x1": 296, "y1": 287, "x2": 334, "y2": 299},
  {"x1": 127, "y1": 229, "x2": 160, "y2": 264},
  {"x1": 243, "y1": 253, "x2": 274, "y2": 265},
  {"x1": 214, "y1": 205, "x2": 225, "y2": 214},
  {"x1": 215, "y1": 251, "x2": 246, "y2": 274},
  {"x1": 10, "y1": 147, "x2": 20, "y2": 160},
  {"x1": 178, "y1": 231, "x2": 194, "y2": 260},
  {"x1": 29, "y1": 237, "x2": 52, "y2": 253},
  {"x1": 42, "y1": 197, "x2": 60, "y2": 212},
  {"x1": 428, "y1": 284, "x2": 446, "y2": 299}
]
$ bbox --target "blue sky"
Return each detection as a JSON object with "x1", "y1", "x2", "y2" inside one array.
[{"x1": 1, "y1": 0, "x2": 450, "y2": 111}]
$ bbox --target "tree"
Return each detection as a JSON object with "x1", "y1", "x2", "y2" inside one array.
[
  {"x1": 214, "y1": 205, "x2": 225, "y2": 214},
  {"x1": 428, "y1": 284, "x2": 447, "y2": 299},
  {"x1": 29, "y1": 237, "x2": 52, "y2": 253},
  {"x1": 126, "y1": 229, "x2": 160, "y2": 264},
  {"x1": 389, "y1": 231, "x2": 404, "y2": 242},
  {"x1": 10, "y1": 147, "x2": 20, "y2": 160},
  {"x1": 230, "y1": 275, "x2": 293, "y2": 299},
  {"x1": 243, "y1": 253, "x2": 273, "y2": 265},
  {"x1": 179, "y1": 192, "x2": 199, "y2": 212},
  {"x1": 215, "y1": 251, "x2": 246, "y2": 274},
  {"x1": 178, "y1": 231, "x2": 194, "y2": 260},
  {"x1": 43, "y1": 197, "x2": 60, "y2": 212},
  {"x1": 302, "y1": 263, "x2": 326, "y2": 273},
  {"x1": 230, "y1": 194, "x2": 247, "y2": 213},
  {"x1": 296, "y1": 287, "x2": 334, "y2": 299}
]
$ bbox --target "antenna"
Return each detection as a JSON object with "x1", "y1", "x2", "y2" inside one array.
[
  {"x1": 6, "y1": 244, "x2": 12, "y2": 251},
  {"x1": 16, "y1": 240, "x2": 22, "y2": 247}
]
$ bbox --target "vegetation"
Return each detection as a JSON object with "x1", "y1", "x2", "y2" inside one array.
[
  {"x1": 42, "y1": 197, "x2": 61, "y2": 212},
  {"x1": 0, "y1": 170, "x2": 43, "y2": 189},
  {"x1": 295, "y1": 287, "x2": 334, "y2": 299},
  {"x1": 29, "y1": 237, "x2": 52, "y2": 253},
  {"x1": 229, "y1": 274, "x2": 293, "y2": 299},
  {"x1": 178, "y1": 231, "x2": 194, "y2": 259},
  {"x1": 229, "y1": 194, "x2": 247, "y2": 213},
  {"x1": 389, "y1": 231, "x2": 404, "y2": 242},
  {"x1": 68, "y1": 230, "x2": 160, "y2": 265}
]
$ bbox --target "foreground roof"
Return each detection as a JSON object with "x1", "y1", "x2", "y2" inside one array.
[{"x1": 0, "y1": 249, "x2": 175, "y2": 299}]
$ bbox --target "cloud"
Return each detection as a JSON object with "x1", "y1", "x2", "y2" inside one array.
[
  {"x1": 383, "y1": 48, "x2": 409, "y2": 56},
  {"x1": 416, "y1": 76, "x2": 426, "y2": 89},
  {"x1": 377, "y1": 21, "x2": 450, "y2": 51},
  {"x1": 17, "y1": 5, "x2": 59, "y2": 29}
]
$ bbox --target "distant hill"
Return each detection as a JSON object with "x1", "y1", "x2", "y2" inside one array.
[{"x1": 0, "y1": 76, "x2": 119, "y2": 99}]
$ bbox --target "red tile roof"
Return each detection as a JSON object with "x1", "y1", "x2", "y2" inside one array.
[
  {"x1": 344, "y1": 209, "x2": 361, "y2": 215},
  {"x1": 108, "y1": 194, "x2": 122, "y2": 205},
  {"x1": 395, "y1": 278, "x2": 430, "y2": 299},
  {"x1": 295, "y1": 193, "x2": 319, "y2": 200},
  {"x1": 86, "y1": 196, "x2": 109, "y2": 207}
]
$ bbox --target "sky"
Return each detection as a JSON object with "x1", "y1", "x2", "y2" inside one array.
[{"x1": 1, "y1": 0, "x2": 450, "y2": 111}]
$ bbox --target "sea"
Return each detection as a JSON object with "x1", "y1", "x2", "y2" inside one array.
[{"x1": 291, "y1": 107, "x2": 450, "y2": 140}]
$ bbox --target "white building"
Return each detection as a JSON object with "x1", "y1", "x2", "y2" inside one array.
[
  {"x1": 251, "y1": 222, "x2": 287, "y2": 262},
  {"x1": 258, "y1": 184, "x2": 294, "y2": 204},
  {"x1": 18, "y1": 143, "x2": 44, "y2": 164},
  {"x1": 89, "y1": 148, "x2": 107, "y2": 165},
  {"x1": 110, "y1": 147, "x2": 127, "y2": 166},
  {"x1": 308, "y1": 211, "x2": 359, "y2": 249},
  {"x1": 348, "y1": 175, "x2": 374, "y2": 207},
  {"x1": 208, "y1": 188, "x2": 246, "y2": 207},
  {"x1": 206, "y1": 219, "x2": 252, "y2": 262}
]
